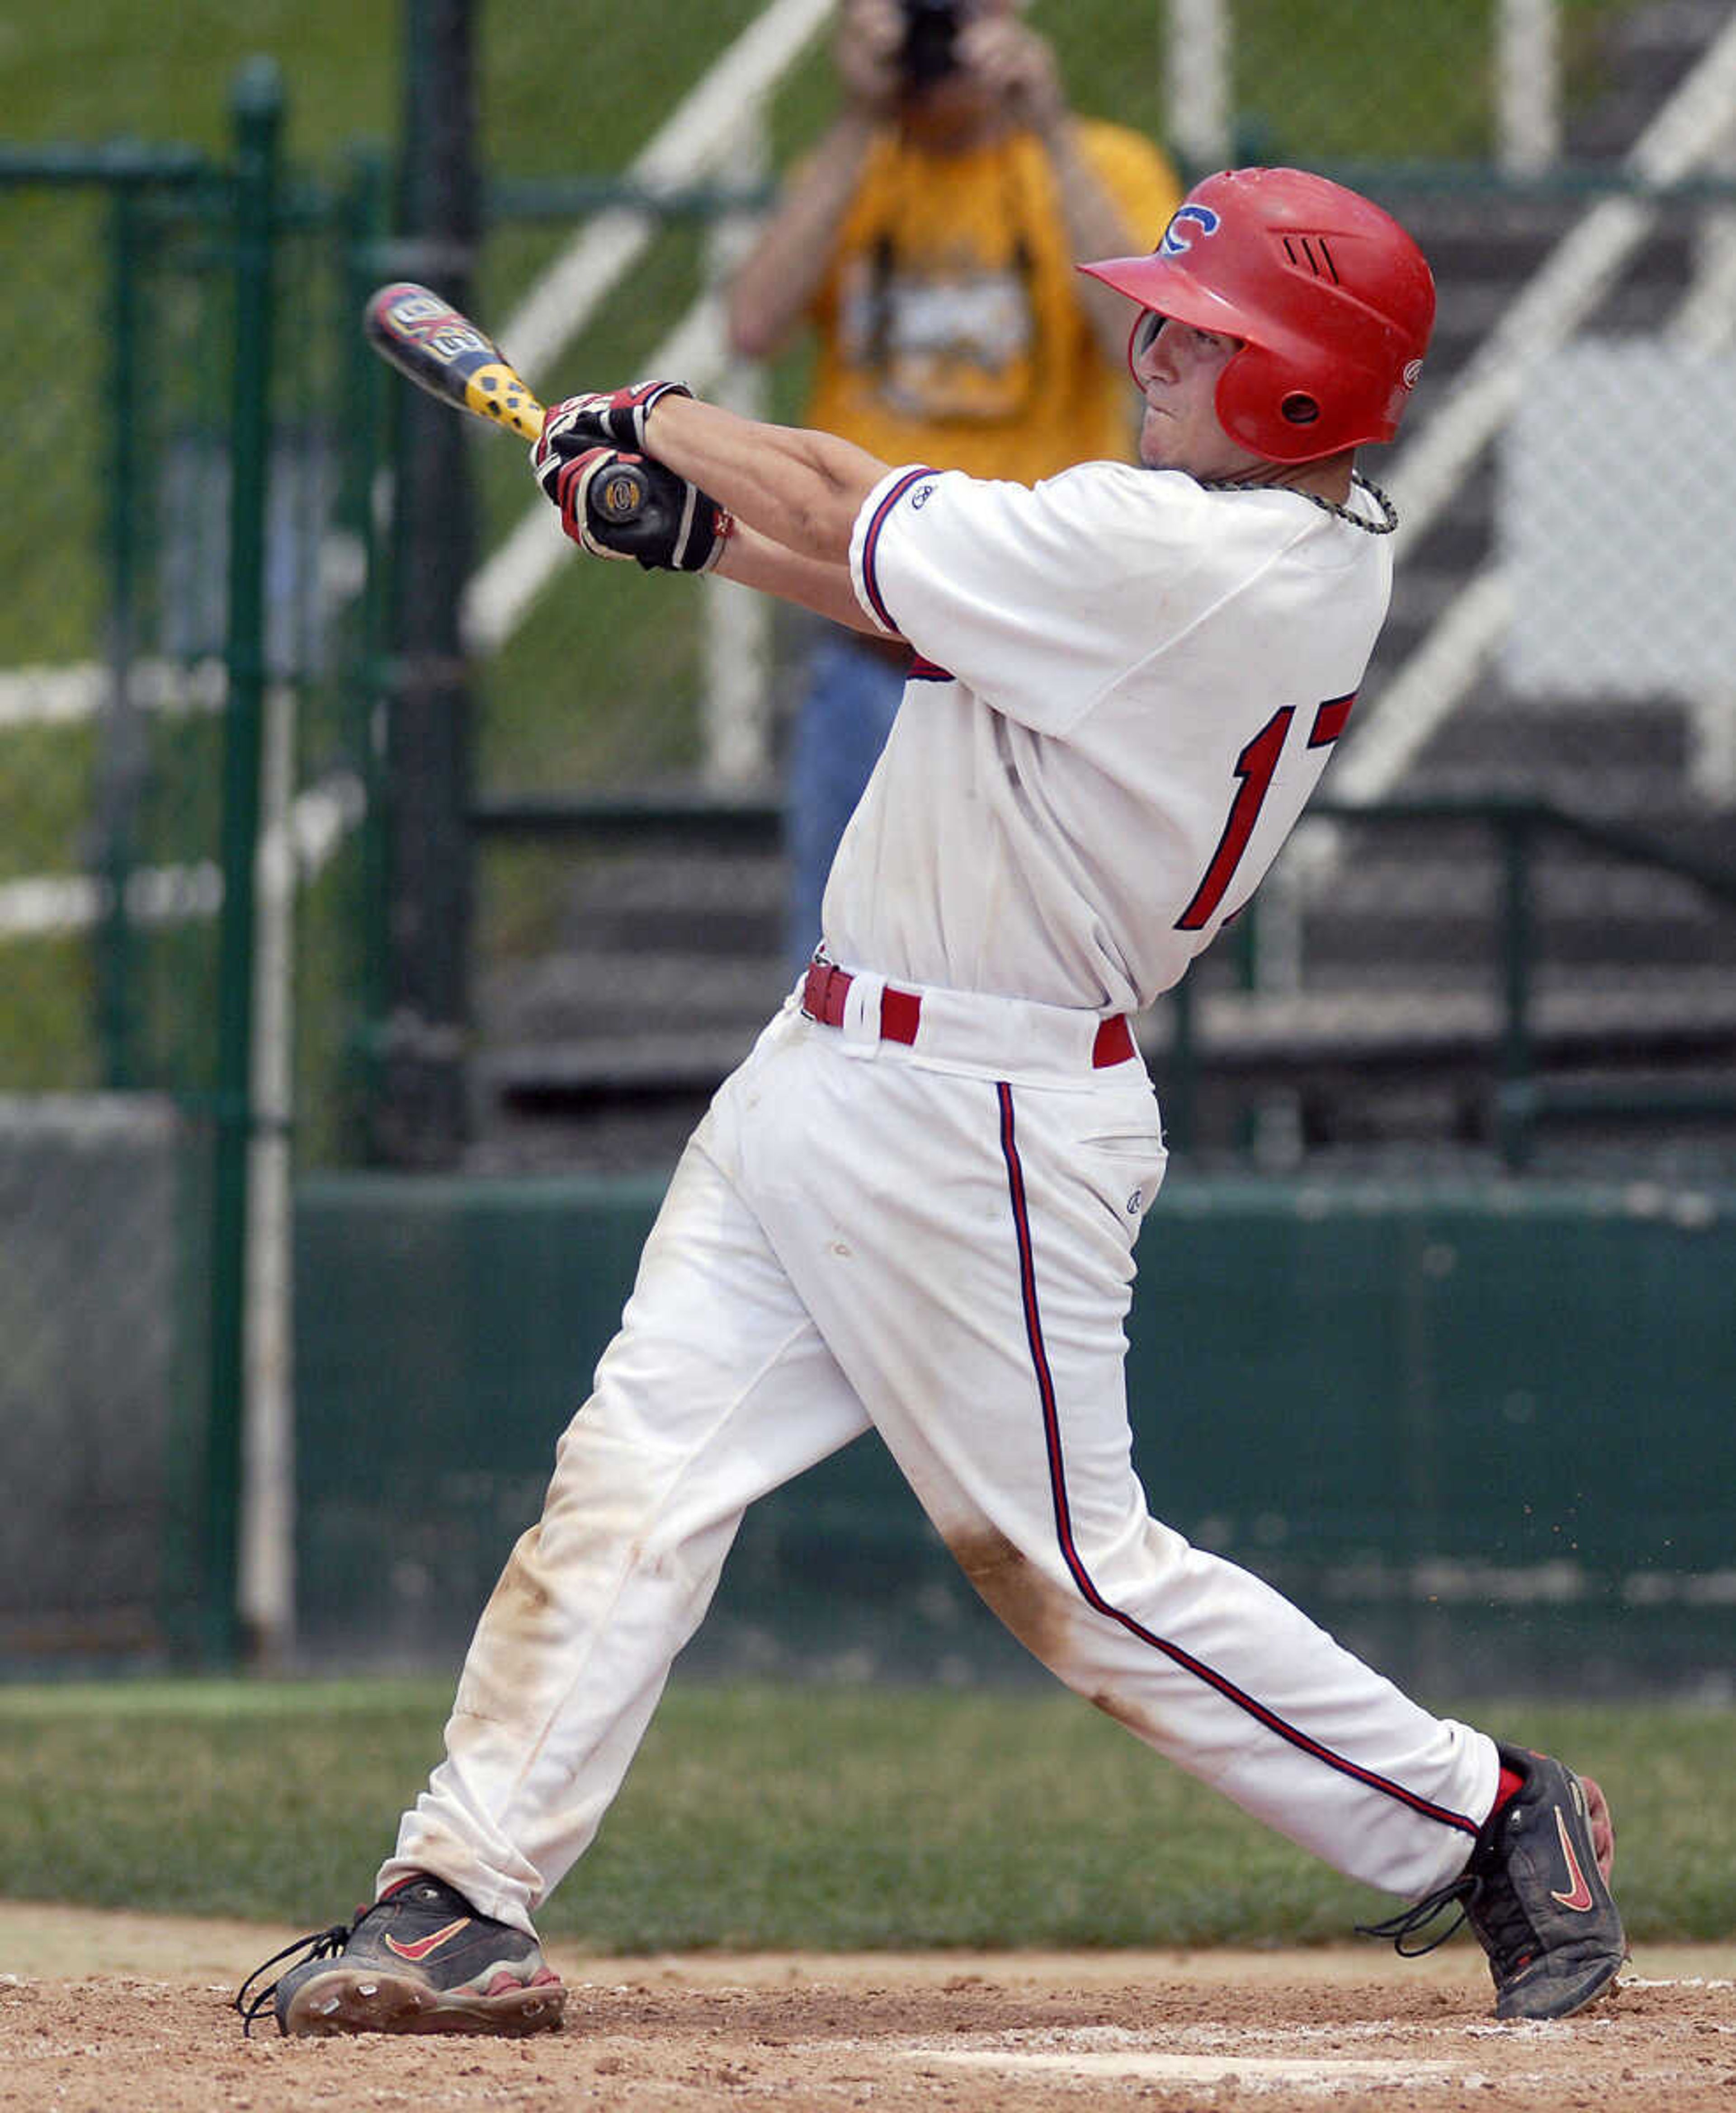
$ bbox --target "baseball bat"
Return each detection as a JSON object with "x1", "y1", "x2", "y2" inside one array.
[{"x1": 362, "y1": 280, "x2": 649, "y2": 521}]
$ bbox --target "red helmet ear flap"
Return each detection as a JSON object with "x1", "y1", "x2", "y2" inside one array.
[{"x1": 1212, "y1": 340, "x2": 1392, "y2": 463}]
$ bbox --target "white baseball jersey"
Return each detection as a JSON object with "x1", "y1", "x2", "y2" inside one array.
[{"x1": 830, "y1": 460, "x2": 1392, "y2": 1012}]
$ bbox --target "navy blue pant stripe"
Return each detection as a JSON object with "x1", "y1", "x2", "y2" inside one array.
[{"x1": 994, "y1": 1081, "x2": 1479, "y2": 1842}]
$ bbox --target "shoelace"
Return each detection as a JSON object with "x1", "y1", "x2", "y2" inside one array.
[
  {"x1": 1356, "y1": 1873, "x2": 1477, "y2": 1957},
  {"x1": 233, "y1": 1919, "x2": 355, "y2": 2037}
]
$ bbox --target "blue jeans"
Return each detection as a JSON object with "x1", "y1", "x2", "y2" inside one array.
[{"x1": 783, "y1": 632, "x2": 907, "y2": 976}]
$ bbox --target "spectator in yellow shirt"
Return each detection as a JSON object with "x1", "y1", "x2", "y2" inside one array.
[{"x1": 727, "y1": 0, "x2": 1182, "y2": 973}]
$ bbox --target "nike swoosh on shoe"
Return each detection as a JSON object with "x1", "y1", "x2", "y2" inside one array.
[{"x1": 385, "y1": 1916, "x2": 473, "y2": 1962}]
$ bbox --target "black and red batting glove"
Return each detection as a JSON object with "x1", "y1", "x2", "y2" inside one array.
[
  {"x1": 541, "y1": 444, "x2": 731, "y2": 575},
  {"x1": 532, "y1": 382, "x2": 692, "y2": 483}
]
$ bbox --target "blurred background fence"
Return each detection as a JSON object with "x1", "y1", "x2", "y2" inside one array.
[
  {"x1": 0, "y1": 70, "x2": 383, "y2": 1662},
  {"x1": 2, "y1": 0, "x2": 1734, "y2": 1674}
]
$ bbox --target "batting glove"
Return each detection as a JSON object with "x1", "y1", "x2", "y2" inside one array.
[
  {"x1": 544, "y1": 445, "x2": 732, "y2": 575},
  {"x1": 532, "y1": 383, "x2": 692, "y2": 491}
]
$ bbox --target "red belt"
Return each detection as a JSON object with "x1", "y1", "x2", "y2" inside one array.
[{"x1": 801, "y1": 959, "x2": 1135, "y2": 1069}]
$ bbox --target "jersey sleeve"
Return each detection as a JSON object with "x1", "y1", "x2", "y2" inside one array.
[{"x1": 849, "y1": 457, "x2": 1215, "y2": 737}]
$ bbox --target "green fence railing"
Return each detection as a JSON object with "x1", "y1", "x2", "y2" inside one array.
[
  {"x1": 471, "y1": 786, "x2": 1736, "y2": 1173},
  {"x1": 1326, "y1": 797, "x2": 1736, "y2": 1170}
]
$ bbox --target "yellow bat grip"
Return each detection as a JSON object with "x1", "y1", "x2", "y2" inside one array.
[{"x1": 462, "y1": 361, "x2": 546, "y2": 443}]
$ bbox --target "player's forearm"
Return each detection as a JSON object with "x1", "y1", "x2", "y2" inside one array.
[
  {"x1": 647, "y1": 395, "x2": 888, "y2": 565},
  {"x1": 1039, "y1": 121, "x2": 1145, "y2": 365},
  {"x1": 715, "y1": 523, "x2": 885, "y2": 635},
  {"x1": 725, "y1": 109, "x2": 880, "y2": 361}
]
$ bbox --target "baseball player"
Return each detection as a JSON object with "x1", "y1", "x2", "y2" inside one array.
[{"x1": 241, "y1": 168, "x2": 1625, "y2": 2039}]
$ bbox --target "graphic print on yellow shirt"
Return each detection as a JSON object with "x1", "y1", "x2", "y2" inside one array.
[{"x1": 838, "y1": 225, "x2": 1038, "y2": 424}]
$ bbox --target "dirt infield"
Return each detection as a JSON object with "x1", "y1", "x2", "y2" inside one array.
[{"x1": 2, "y1": 1905, "x2": 1733, "y2": 2112}]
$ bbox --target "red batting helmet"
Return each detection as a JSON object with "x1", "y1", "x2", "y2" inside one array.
[{"x1": 1079, "y1": 167, "x2": 1435, "y2": 464}]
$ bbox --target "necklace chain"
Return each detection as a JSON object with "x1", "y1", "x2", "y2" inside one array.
[{"x1": 1199, "y1": 472, "x2": 1398, "y2": 536}]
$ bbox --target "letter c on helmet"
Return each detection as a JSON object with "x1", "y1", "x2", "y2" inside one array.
[{"x1": 1160, "y1": 203, "x2": 1222, "y2": 258}]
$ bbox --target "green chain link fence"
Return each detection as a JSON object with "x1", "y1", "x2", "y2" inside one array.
[
  {"x1": 5, "y1": 4, "x2": 1736, "y2": 1670},
  {"x1": 0, "y1": 64, "x2": 385, "y2": 1664}
]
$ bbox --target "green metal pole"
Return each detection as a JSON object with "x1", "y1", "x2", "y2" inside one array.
[
  {"x1": 96, "y1": 185, "x2": 143, "y2": 1087},
  {"x1": 202, "y1": 56, "x2": 282, "y2": 1666},
  {"x1": 339, "y1": 144, "x2": 394, "y2": 1153},
  {"x1": 370, "y1": 0, "x2": 478, "y2": 1165}
]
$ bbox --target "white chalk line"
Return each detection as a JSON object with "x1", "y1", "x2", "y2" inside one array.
[
  {"x1": 804, "y1": 1987, "x2": 1723, "y2": 2093},
  {"x1": 914, "y1": 2047, "x2": 1458, "y2": 2086}
]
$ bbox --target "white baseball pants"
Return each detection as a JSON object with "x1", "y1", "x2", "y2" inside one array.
[{"x1": 385, "y1": 982, "x2": 1498, "y2": 1934}]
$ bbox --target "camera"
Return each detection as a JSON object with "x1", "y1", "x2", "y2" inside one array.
[{"x1": 900, "y1": 0, "x2": 960, "y2": 87}]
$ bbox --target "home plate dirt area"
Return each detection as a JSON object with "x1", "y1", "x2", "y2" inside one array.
[{"x1": 2, "y1": 1907, "x2": 1733, "y2": 2112}]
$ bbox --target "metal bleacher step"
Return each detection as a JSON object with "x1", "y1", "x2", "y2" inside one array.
[
  {"x1": 544, "y1": 843, "x2": 785, "y2": 956},
  {"x1": 480, "y1": 942, "x2": 790, "y2": 1042}
]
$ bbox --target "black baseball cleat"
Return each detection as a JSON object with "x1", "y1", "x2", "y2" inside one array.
[
  {"x1": 235, "y1": 1873, "x2": 566, "y2": 2037},
  {"x1": 1360, "y1": 1744, "x2": 1627, "y2": 2022}
]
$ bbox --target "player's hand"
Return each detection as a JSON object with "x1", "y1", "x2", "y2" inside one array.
[
  {"x1": 835, "y1": 0, "x2": 903, "y2": 115},
  {"x1": 538, "y1": 444, "x2": 731, "y2": 574},
  {"x1": 532, "y1": 383, "x2": 693, "y2": 483},
  {"x1": 958, "y1": 11, "x2": 1066, "y2": 134}
]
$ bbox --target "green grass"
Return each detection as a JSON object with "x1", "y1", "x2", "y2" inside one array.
[
  {"x1": 0, "y1": 937, "x2": 100, "y2": 1089},
  {"x1": 1, "y1": 0, "x2": 1639, "y2": 163},
  {"x1": 1, "y1": 1678, "x2": 1731, "y2": 1951},
  {"x1": 0, "y1": 0, "x2": 771, "y2": 165}
]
